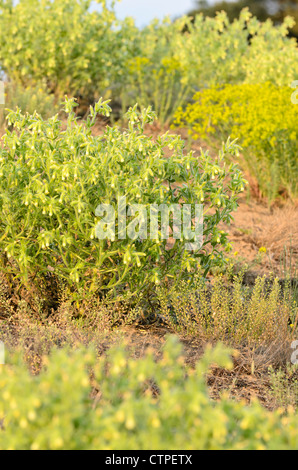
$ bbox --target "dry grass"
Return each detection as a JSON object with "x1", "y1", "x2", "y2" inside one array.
[{"x1": 257, "y1": 206, "x2": 298, "y2": 260}]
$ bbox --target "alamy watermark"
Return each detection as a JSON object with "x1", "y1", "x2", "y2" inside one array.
[{"x1": 95, "y1": 197, "x2": 203, "y2": 251}]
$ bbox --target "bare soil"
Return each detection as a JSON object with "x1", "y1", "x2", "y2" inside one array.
[{"x1": 222, "y1": 197, "x2": 298, "y2": 280}]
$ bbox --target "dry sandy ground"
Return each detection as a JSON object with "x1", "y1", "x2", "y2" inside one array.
[{"x1": 222, "y1": 197, "x2": 298, "y2": 279}]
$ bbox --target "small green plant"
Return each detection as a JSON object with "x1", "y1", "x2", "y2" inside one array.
[
  {"x1": 0, "y1": 337, "x2": 298, "y2": 450},
  {"x1": 0, "y1": 97, "x2": 246, "y2": 303},
  {"x1": 157, "y1": 272, "x2": 298, "y2": 347},
  {"x1": 269, "y1": 364, "x2": 298, "y2": 409}
]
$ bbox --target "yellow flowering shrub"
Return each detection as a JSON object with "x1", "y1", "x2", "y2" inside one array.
[
  {"x1": 174, "y1": 83, "x2": 298, "y2": 201},
  {"x1": 121, "y1": 10, "x2": 298, "y2": 126},
  {"x1": 0, "y1": 98, "x2": 246, "y2": 301},
  {"x1": 0, "y1": 337, "x2": 297, "y2": 450}
]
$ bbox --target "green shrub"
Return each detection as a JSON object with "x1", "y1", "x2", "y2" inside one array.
[
  {"x1": 0, "y1": 97, "x2": 245, "y2": 301},
  {"x1": 118, "y1": 9, "x2": 298, "y2": 124},
  {"x1": 1, "y1": 3, "x2": 297, "y2": 123},
  {"x1": 121, "y1": 18, "x2": 192, "y2": 126},
  {"x1": 183, "y1": 10, "x2": 298, "y2": 88},
  {"x1": 174, "y1": 83, "x2": 298, "y2": 201},
  {"x1": 0, "y1": 0, "x2": 132, "y2": 101},
  {"x1": 0, "y1": 337, "x2": 297, "y2": 450}
]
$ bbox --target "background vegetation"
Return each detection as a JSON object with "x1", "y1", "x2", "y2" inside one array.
[
  {"x1": 189, "y1": 0, "x2": 298, "y2": 37},
  {"x1": 0, "y1": 0, "x2": 297, "y2": 451}
]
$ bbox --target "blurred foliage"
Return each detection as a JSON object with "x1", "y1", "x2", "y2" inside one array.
[
  {"x1": 272, "y1": 0, "x2": 298, "y2": 36},
  {"x1": 0, "y1": 337, "x2": 298, "y2": 450},
  {"x1": 189, "y1": 0, "x2": 298, "y2": 37},
  {"x1": 0, "y1": 2, "x2": 297, "y2": 125},
  {"x1": 0, "y1": 81, "x2": 58, "y2": 128},
  {"x1": 0, "y1": 0, "x2": 138, "y2": 102},
  {"x1": 189, "y1": 0, "x2": 270, "y2": 23},
  {"x1": 174, "y1": 83, "x2": 298, "y2": 202}
]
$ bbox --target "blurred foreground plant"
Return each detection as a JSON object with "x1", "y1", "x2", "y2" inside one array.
[{"x1": 0, "y1": 337, "x2": 297, "y2": 450}]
